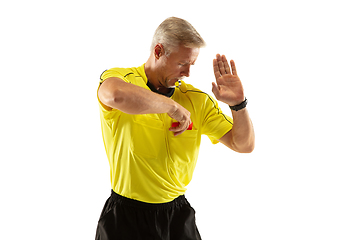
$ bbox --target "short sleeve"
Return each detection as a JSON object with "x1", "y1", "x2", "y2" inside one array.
[
  {"x1": 100, "y1": 68, "x2": 128, "y2": 84},
  {"x1": 98, "y1": 68, "x2": 128, "y2": 117},
  {"x1": 201, "y1": 95, "x2": 233, "y2": 144}
]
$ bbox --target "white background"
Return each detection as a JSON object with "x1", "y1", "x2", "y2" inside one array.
[{"x1": 1, "y1": 0, "x2": 359, "y2": 239}]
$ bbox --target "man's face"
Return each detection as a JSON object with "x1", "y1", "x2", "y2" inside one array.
[{"x1": 157, "y1": 45, "x2": 200, "y2": 89}]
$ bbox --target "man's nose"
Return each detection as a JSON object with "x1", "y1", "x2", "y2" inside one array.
[{"x1": 180, "y1": 66, "x2": 190, "y2": 77}]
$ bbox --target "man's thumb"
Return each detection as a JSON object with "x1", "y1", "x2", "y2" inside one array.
[{"x1": 212, "y1": 82, "x2": 220, "y2": 99}]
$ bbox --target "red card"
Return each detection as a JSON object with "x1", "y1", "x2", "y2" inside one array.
[{"x1": 171, "y1": 122, "x2": 193, "y2": 130}]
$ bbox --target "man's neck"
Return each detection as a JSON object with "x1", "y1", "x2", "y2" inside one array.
[
  {"x1": 144, "y1": 61, "x2": 174, "y2": 97},
  {"x1": 144, "y1": 61, "x2": 171, "y2": 94}
]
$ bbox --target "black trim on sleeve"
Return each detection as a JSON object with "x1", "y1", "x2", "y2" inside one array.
[
  {"x1": 99, "y1": 69, "x2": 108, "y2": 83},
  {"x1": 124, "y1": 72, "x2": 134, "y2": 78},
  {"x1": 177, "y1": 87, "x2": 233, "y2": 125}
]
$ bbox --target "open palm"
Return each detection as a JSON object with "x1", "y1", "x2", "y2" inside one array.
[{"x1": 212, "y1": 54, "x2": 245, "y2": 106}]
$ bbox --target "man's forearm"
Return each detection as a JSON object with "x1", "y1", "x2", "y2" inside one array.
[
  {"x1": 98, "y1": 77, "x2": 192, "y2": 135},
  {"x1": 98, "y1": 77, "x2": 176, "y2": 115},
  {"x1": 230, "y1": 108, "x2": 255, "y2": 153}
]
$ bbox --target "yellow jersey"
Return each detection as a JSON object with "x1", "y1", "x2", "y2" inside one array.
[{"x1": 98, "y1": 64, "x2": 233, "y2": 203}]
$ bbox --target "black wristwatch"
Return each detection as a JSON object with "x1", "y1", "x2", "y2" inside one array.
[{"x1": 229, "y1": 98, "x2": 248, "y2": 111}]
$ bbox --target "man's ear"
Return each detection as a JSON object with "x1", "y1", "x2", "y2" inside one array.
[{"x1": 154, "y1": 44, "x2": 164, "y2": 59}]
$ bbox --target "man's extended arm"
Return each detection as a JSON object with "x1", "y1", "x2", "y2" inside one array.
[
  {"x1": 98, "y1": 77, "x2": 191, "y2": 136},
  {"x1": 212, "y1": 54, "x2": 255, "y2": 153}
]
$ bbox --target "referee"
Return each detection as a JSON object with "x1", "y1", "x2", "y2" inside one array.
[{"x1": 95, "y1": 17, "x2": 255, "y2": 240}]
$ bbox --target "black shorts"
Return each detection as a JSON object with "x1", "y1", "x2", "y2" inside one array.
[{"x1": 95, "y1": 190, "x2": 202, "y2": 240}]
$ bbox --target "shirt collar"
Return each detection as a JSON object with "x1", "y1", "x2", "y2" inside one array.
[
  {"x1": 138, "y1": 64, "x2": 175, "y2": 98},
  {"x1": 146, "y1": 80, "x2": 175, "y2": 98}
]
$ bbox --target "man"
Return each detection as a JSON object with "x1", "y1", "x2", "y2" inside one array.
[{"x1": 96, "y1": 17, "x2": 255, "y2": 240}]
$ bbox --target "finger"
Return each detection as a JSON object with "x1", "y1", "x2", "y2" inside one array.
[
  {"x1": 169, "y1": 124, "x2": 187, "y2": 133},
  {"x1": 211, "y1": 82, "x2": 220, "y2": 100},
  {"x1": 230, "y1": 60, "x2": 237, "y2": 76},
  {"x1": 213, "y1": 58, "x2": 221, "y2": 80},
  {"x1": 222, "y1": 55, "x2": 231, "y2": 75},
  {"x1": 169, "y1": 125, "x2": 186, "y2": 134},
  {"x1": 173, "y1": 129, "x2": 186, "y2": 136},
  {"x1": 216, "y1": 54, "x2": 226, "y2": 75},
  {"x1": 169, "y1": 121, "x2": 191, "y2": 136}
]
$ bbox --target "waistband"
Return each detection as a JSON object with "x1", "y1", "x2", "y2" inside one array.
[{"x1": 110, "y1": 190, "x2": 189, "y2": 211}]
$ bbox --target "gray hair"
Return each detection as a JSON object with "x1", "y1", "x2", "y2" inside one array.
[{"x1": 150, "y1": 17, "x2": 206, "y2": 55}]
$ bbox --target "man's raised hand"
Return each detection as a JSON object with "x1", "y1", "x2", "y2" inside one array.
[{"x1": 212, "y1": 54, "x2": 245, "y2": 106}]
